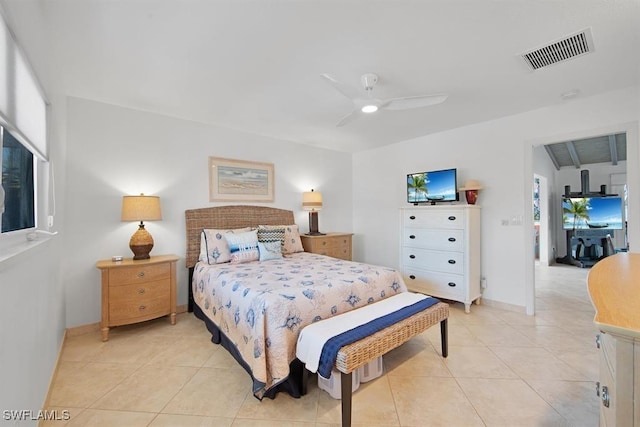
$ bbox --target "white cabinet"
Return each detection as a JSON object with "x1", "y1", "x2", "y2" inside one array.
[
  {"x1": 596, "y1": 332, "x2": 639, "y2": 426},
  {"x1": 399, "y1": 206, "x2": 481, "y2": 313},
  {"x1": 588, "y1": 253, "x2": 640, "y2": 426}
]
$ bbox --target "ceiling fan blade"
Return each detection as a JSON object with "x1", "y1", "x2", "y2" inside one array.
[
  {"x1": 320, "y1": 74, "x2": 361, "y2": 101},
  {"x1": 384, "y1": 94, "x2": 448, "y2": 111},
  {"x1": 336, "y1": 110, "x2": 358, "y2": 127}
]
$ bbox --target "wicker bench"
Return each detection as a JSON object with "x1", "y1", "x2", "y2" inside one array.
[{"x1": 301, "y1": 299, "x2": 450, "y2": 427}]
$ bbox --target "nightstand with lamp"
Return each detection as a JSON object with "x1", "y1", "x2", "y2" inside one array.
[
  {"x1": 300, "y1": 189, "x2": 353, "y2": 260},
  {"x1": 96, "y1": 193, "x2": 179, "y2": 341}
]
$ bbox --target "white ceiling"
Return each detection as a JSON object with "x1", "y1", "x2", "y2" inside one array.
[{"x1": 3, "y1": 0, "x2": 640, "y2": 152}]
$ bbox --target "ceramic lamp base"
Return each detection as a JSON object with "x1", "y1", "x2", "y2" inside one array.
[
  {"x1": 129, "y1": 223, "x2": 154, "y2": 260},
  {"x1": 465, "y1": 190, "x2": 478, "y2": 205}
]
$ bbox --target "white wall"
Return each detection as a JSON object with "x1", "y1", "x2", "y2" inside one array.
[
  {"x1": 62, "y1": 97, "x2": 353, "y2": 327},
  {"x1": 353, "y1": 87, "x2": 639, "y2": 309},
  {"x1": 533, "y1": 144, "x2": 559, "y2": 264}
]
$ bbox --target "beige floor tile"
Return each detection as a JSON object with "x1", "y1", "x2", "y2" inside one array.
[
  {"x1": 421, "y1": 322, "x2": 486, "y2": 348},
  {"x1": 384, "y1": 340, "x2": 451, "y2": 378},
  {"x1": 232, "y1": 420, "x2": 316, "y2": 426},
  {"x1": 554, "y1": 347, "x2": 599, "y2": 380},
  {"x1": 90, "y1": 333, "x2": 174, "y2": 366},
  {"x1": 162, "y1": 367, "x2": 251, "y2": 417},
  {"x1": 236, "y1": 381, "x2": 319, "y2": 423},
  {"x1": 316, "y1": 375, "x2": 400, "y2": 425},
  {"x1": 526, "y1": 380, "x2": 599, "y2": 427},
  {"x1": 491, "y1": 346, "x2": 590, "y2": 381},
  {"x1": 388, "y1": 376, "x2": 484, "y2": 426},
  {"x1": 148, "y1": 413, "x2": 234, "y2": 426},
  {"x1": 465, "y1": 323, "x2": 538, "y2": 347},
  {"x1": 444, "y1": 345, "x2": 518, "y2": 379},
  {"x1": 59, "y1": 332, "x2": 106, "y2": 362},
  {"x1": 39, "y1": 407, "x2": 83, "y2": 426},
  {"x1": 203, "y1": 345, "x2": 247, "y2": 370},
  {"x1": 457, "y1": 378, "x2": 567, "y2": 426},
  {"x1": 63, "y1": 408, "x2": 156, "y2": 427},
  {"x1": 145, "y1": 335, "x2": 218, "y2": 367},
  {"x1": 91, "y1": 364, "x2": 198, "y2": 412},
  {"x1": 48, "y1": 362, "x2": 138, "y2": 408}
]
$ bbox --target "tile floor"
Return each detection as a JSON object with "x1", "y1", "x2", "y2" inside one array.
[{"x1": 44, "y1": 263, "x2": 600, "y2": 426}]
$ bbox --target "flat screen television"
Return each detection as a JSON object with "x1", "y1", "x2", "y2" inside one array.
[
  {"x1": 407, "y1": 168, "x2": 459, "y2": 205},
  {"x1": 562, "y1": 196, "x2": 623, "y2": 230}
]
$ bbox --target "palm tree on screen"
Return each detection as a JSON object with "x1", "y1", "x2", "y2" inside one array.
[
  {"x1": 408, "y1": 173, "x2": 428, "y2": 202},
  {"x1": 564, "y1": 198, "x2": 590, "y2": 229}
]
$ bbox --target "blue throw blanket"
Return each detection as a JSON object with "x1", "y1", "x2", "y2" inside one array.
[{"x1": 317, "y1": 297, "x2": 440, "y2": 378}]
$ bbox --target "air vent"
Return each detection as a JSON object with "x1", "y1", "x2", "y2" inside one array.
[{"x1": 522, "y1": 29, "x2": 593, "y2": 71}]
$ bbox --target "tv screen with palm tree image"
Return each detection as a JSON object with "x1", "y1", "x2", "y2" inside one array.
[
  {"x1": 407, "y1": 168, "x2": 459, "y2": 204},
  {"x1": 562, "y1": 197, "x2": 624, "y2": 230}
]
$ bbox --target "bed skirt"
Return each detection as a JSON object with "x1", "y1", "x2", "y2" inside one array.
[{"x1": 192, "y1": 301, "x2": 305, "y2": 400}]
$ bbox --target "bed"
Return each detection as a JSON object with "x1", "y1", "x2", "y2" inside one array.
[{"x1": 185, "y1": 205, "x2": 408, "y2": 400}]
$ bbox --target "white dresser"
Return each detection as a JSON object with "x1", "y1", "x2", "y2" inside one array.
[
  {"x1": 399, "y1": 205, "x2": 481, "y2": 313},
  {"x1": 588, "y1": 253, "x2": 640, "y2": 427}
]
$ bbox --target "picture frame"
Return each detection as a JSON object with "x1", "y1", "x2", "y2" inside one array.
[{"x1": 209, "y1": 157, "x2": 274, "y2": 202}]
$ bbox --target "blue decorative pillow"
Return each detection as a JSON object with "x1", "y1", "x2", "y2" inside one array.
[
  {"x1": 199, "y1": 227, "x2": 251, "y2": 264},
  {"x1": 258, "y1": 240, "x2": 283, "y2": 261},
  {"x1": 226, "y1": 230, "x2": 260, "y2": 264}
]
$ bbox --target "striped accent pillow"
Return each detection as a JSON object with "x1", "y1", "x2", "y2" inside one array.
[{"x1": 257, "y1": 226, "x2": 285, "y2": 244}]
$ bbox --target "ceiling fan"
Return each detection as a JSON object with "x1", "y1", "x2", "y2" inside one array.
[{"x1": 321, "y1": 73, "x2": 448, "y2": 127}]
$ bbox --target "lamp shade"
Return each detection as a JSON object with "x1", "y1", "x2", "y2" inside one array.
[
  {"x1": 459, "y1": 180, "x2": 483, "y2": 191},
  {"x1": 121, "y1": 195, "x2": 162, "y2": 222},
  {"x1": 302, "y1": 190, "x2": 323, "y2": 211}
]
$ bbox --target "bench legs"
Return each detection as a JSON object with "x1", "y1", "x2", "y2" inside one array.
[
  {"x1": 341, "y1": 372, "x2": 353, "y2": 427},
  {"x1": 440, "y1": 318, "x2": 448, "y2": 358}
]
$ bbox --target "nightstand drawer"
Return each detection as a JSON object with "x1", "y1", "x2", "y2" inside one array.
[
  {"x1": 300, "y1": 233, "x2": 353, "y2": 261},
  {"x1": 108, "y1": 263, "x2": 170, "y2": 285},
  {"x1": 109, "y1": 279, "x2": 170, "y2": 323}
]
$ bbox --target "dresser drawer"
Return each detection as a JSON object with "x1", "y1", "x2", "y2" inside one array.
[
  {"x1": 402, "y1": 268, "x2": 464, "y2": 300},
  {"x1": 109, "y1": 279, "x2": 170, "y2": 324},
  {"x1": 108, "y1": 263, "x2": 170, "y2": 285},
  {"x1": 401, "y1": 247, "x2": 463, "y2": 274},
  {"x1": 600, "y1": 345, "x2": 617, "y2": 427},
  {"x1": 402, "y1": 209, "x2": 465, "y2": 229},
  {"x1": 403, "y1": 228, "x2": 464, "y2": 251}
]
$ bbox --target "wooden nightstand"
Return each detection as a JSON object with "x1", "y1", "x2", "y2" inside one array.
[
  {"x1": 96, "y1": 254, "x2": 179, "y2": 341},
  {"x1": 300, "y1": 232, "x2": 353, "y2": 261}
]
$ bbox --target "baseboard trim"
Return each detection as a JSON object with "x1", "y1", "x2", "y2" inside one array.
[
  {"x1": 481, "y1": 297, "x2": 527, "y2": 314},
  {"x1": 66, "y1": 322, "x2": 100, "y2": 337},
  {"x1": 40, "y1": 330, "x2": 67, "y2": 415}
]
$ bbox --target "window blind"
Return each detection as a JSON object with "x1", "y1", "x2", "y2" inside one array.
[{"x1": 0, "y1": 9, "x2": 48, "y2": 160}]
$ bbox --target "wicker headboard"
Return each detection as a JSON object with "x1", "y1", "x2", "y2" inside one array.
[{"x1": 184, "y1": 205, "x2": 295, "y2": 268}]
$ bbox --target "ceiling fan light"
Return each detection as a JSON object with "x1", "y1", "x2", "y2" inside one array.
[{"x1": 361, "y1": 104, "x2": 378, "y2": 113}]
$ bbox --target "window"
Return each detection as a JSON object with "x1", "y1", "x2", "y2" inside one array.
[{"x1": 1, "y1": 126, "x2": 35, "y2": 233}]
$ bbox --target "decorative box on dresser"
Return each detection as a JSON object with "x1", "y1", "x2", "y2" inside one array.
[
  {"x1": 588, "y1": 253, "x2": 640, "y2": 427},
  {"x1": 300, "y1": 232, "x2": 353, "y2": 261},
  {"x1": 96, "y1": 254, "x2": 179, "y2": 341},
  {"x1": 399, "y1": 205, "x2": 481, "y2": 313}
]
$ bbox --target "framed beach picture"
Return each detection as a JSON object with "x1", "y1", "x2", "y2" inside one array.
[{"x1": 209, "y1": 157, "x2": 274, "y2": 202}]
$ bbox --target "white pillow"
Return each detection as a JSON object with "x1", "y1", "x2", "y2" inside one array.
[
  {"x1": 199, "y1": 227, "x2": 251, "y2": 264},
  {"x1": 226, "y1": 230, "x2": 260, "y2": 264},
  {"x1": 258, "y1": 240, "x2": 283, "y2": 261}
]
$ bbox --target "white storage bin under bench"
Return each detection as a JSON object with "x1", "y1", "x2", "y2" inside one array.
[{"x1": 399, "y1": 205, "x2": 481, "y2": 313}]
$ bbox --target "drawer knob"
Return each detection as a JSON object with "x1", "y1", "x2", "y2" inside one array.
[
  {"x1": 448, "y1": 282, "x2": 456, "y2": 287},
  {"x1": 595, "y1": 334, "x2": 601, "y2": 349},
  {"x1": 448, "y1": 259, "x2": 456, "y2": 264},
  {"x1": 409, "y1": 275, "x2": 416, "y2": 280},
  {"x1": 448, "y1": 237, "x2": 456, "y2": 242},
  {"x1": 409, "y1": 215, "x2": 416, "y2": 220},
  {"x1": 322, "y1": 241, "x2": 327, "y2": 246},
  {"x1": 138, "y1": 288, "x2": 146, "y2": 294},
  {"x1": 139, "y1": 305, "x2": 147, "y2": 311},
  {"x1": 596, "y1": 381, "x2": 600, "y2": 397},
  {"x1": 409, "y1": 254, "x2": 416, "y2": 259},
  {"x1": 409, "y1": 235, "x2": 416, "y2": 239},
  {"x1": 448, "y1": 216, "x2": 456, "y2": 221},
  {"x1": 137, "y1": 271, "x2": 145, "y2": 278},
  {"x1": 601, "y1": 385, "x2": 610, "y2": 408}
]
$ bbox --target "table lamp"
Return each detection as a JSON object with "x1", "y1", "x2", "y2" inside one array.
[
  {"x1": 121, "y1": 194, "x2": 162, "y2": 260},
  {"x1": 302, "y1": 189, "x2": 325, "y2": 235}
]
